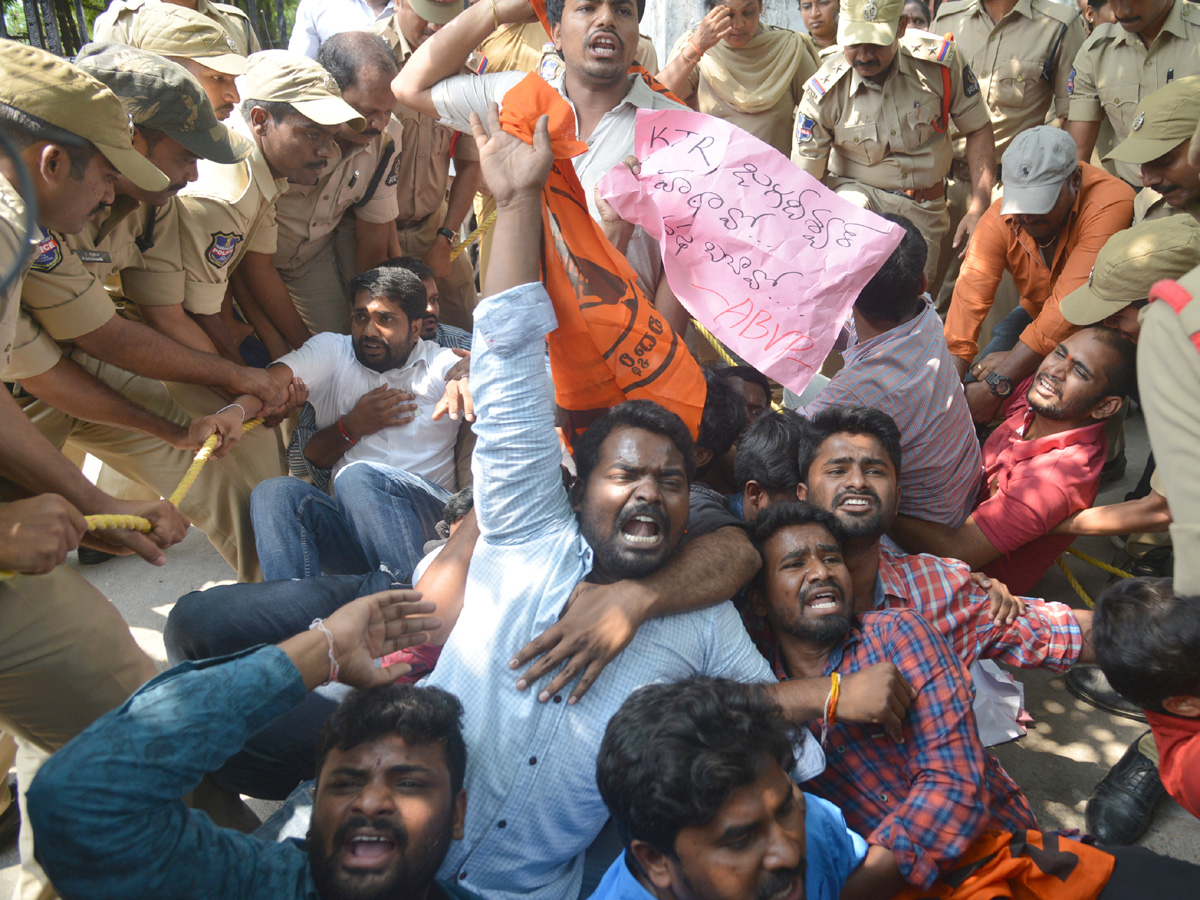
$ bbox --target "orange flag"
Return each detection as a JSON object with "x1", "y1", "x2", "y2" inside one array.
[{"x1": 500, "y1": 4, "x2": 703, "y2": 445}]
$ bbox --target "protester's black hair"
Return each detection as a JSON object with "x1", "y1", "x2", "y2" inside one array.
[
  {"x1": 750, "y1": 500, "x2": 843, "y2": 554},
  {"x1": 596, "y1": 677, "x2": 796, "y2": 856},
  {"x1": 314, "y1": 684, "x2": 467, "y2": 795},
  {"x1": 796, "y1": 406, "x2": 902, "y2": 484},
  {"x1": 443, "y1": 486, "x2": 474, "y2": 527},
  {"x1": 240, "y1": 98, "x2": 301, "y2": 125},
  {"x1": 383, "y1": 255, "x2": 436, "y2": 283},
  {"x1": 733, "y1": 409, "x2": 808, "y2": 493},
  {"x1": 720, "y1": 364, "x2": 771, "y2": 399},
  {"x1": 1093, "y1": 578, "x2": 1200, "y2": 712},
  {"x1": 572, "y1": 400, "x2": 696, "y2": 499},
  {"x1": 0, "y1": 101, "x2": 98, "y2": 178},
  {"x1": 697, "y1": 367, "x2": 747, "y2": 473},
  {"x1": 546, "y1": 0, "x2": 645, "y2": 27},
  {"x1": 1079, "y1": 324, "x2": 1138, "y2": 402},
  {"x1": 855, "y1": 213, "x2": 926, "y2": 323},
  {"x1": 317, "y1": 30, "x2": 399, "y2": 92},
  {"x1": 349, "y1": 265, "x2": 428, "y2": 323},
  {"x1": 1086, "y1": 0, "x2": 1109, "y2": 12},
  {"x1": 704, "y1": 0, "x2": 762, "y2": 8},
  {"x1": 903, "y1": 0, "x2": 931, "y2": 23}
]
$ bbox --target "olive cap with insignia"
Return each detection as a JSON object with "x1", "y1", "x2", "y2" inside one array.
[
  {"x1": 1000, "y1": 126, "x2": 1078, "y2": 216},
  {"x1": 1061, "y1": 217, "x2": 1200, "y2": 325},
  {"x1": 241, "y1": 50, "x2": 366, "y2": 130},
  {"x1": 838, "y1": 0, "x2": 905, "y2": 46},
  {"x1": 0, "y1": 40, "x2": 168, "y2": 192},
  {"x1": 75, "y1": 42, "x2": 253, "y2": 166},
  {"x1": 407, "y1": 0, "x2": 465, "y2": 25},
  {"x1": 124, "y1": 4, "x2": 248, "y2": 76},
  {"x1": 1104, "y1": 76, "x2": 1200, "y2": 166}
]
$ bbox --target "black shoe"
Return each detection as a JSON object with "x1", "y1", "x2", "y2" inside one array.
[
  {"x1": 1100, "y1": 452, "x2": 1128, "y2": 486},
  {"x1": 1128, "y1": 546, "x2": 1174, "y2": 579},
  {"x1": 1065, "y1": 665, "x2": 1147, "y2": 722},
  {"x1": 0, "y1": 780, "x2": 18, "y2": 851},
  {"x1": 1085, "y1": 732, "x2": 1163, "y2": 845},
  {"x1": 76, "y1": 545, "x2": 118, "y2": 566}
]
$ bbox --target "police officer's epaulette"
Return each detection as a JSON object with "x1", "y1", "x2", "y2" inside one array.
[
  {"x1": 805, "y1": 58, "x2": 850, "y2": 101},
  {"x1": 902, "y1": 29, "x2": 957, "y2": 68},
  {"x1": 1181, "y1": 1, "x2": 1200, "y2": 25},
  {"x1": 1028, "y1": 0, "x2": 1080, "y2": 27},
  {"x1": 930, "y1": 0, "x2": 974, "y2": 21},
  {"x1": 210, "y1": 0, "x2": 252, "y2": 21},
  {"x1": 1078, "y1": 21, "x2": 1123, "y2": 51}
]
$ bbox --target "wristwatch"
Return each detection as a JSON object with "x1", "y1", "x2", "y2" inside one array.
[
  {"x1": 984, "y1": 371, "x2": 1014, "y2": 398},
  {"x1": 436, "y1": 227, "x2": 457, "y2": 243}
]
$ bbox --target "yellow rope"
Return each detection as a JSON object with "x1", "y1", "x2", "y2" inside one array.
[
  {"x1": 1066, "y1": 546, "x2": 1135, "y2": 580},
  {"x1": 1056, "y1": 556, "x2": 1095, "y2": 609},
  {"x1": 0, "y1": 418, "x2": 263, "y2": 581},
  {"x1": 450, "y1": 209, "x2": 498, "y2": 262},
  {"x1": 692, "y1": 320, "x2": 785, "y2": 413}
]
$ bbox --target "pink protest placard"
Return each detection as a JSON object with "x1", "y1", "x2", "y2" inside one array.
[{"x1": 597, "y1": 109, "x2": 903, "y2": 396}]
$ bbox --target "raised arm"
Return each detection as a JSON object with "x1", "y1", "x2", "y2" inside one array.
[{"x1": 392, "y1": 0, "x2": 538, "y2": 117}]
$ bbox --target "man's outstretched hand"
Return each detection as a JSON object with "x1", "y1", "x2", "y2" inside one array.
[{"x1": 469, "y1": 103, "x2": 553, "y2": 208}]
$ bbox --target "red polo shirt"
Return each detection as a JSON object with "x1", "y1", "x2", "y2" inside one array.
[
  {"x1": 1146, "y1": 710, "x2": 1200, "y2": 821},
  {"x1": 972, "y1": 377, "x2": 1107, "y2": 595}
]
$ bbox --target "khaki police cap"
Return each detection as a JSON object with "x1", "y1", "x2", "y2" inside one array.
[
  {"x1": 838, "y1": 0, "x2": 905, "y2": 46},
  {"x1": 75, "y1": 42, "x2": 253, "y2": 166},
  {"x1": 407, "y1": 0, "x2": 465, "y2": 26},
  {"x1": 125, "y1": 5, "x2": 248, "y2": 76},
  {"x1": 0, "y1": 40, "x2": 168, "y2": 192},
  {"x1": 240, "y1": 50, "x2": 366, "y2": 131},
  {"x1": 1105, "y1": 76, "x2": 1200, "y2": 166},
  {"x1": 1061, "y1": 217, "x2": 1200, "y2": 325}
]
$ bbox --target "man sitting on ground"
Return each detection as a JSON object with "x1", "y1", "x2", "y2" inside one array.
[
  {"x1": 944, "y1": 126, "x2": 1133, "y2": 423},
  {"x1": 750, "y1": 501, "x2": 1200, "y2": 896},
  {"x1": 27, "y1": 590, "x2": 480, "y2": 900},
  {"x1": 801, "y1": 213, "x2": 981, "y2": 528},
  {"x1": 892, "y1": 325, "x2": 1137, "y2": 595},
  {"x1": 241, "y1": 265, "x2": 467, "y2": 582},
  {"x1": 592, "y1": 677, "x2": 869, "y2": 900}
]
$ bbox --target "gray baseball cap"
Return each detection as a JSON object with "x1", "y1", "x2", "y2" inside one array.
[
  {"x1": 1001, "y1": 126, "x2": 1079, "y2": 216},
  {"x1": 75, "y1": 42, "x2": 253, "y2": 165}
]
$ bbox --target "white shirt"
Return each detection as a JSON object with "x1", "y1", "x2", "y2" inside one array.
[
  {"x1": 276, "y1": 332, "x2": 460, "y2": 488},
  {"x1": 426, "y1": 282, "x2": 824, "y2": 900},
  {"x1": 431, "y1": 69, "x2": 685, "y2": 292},
  {"x1": 287, "y1": 0, "x2": 394, "y2": 58}
]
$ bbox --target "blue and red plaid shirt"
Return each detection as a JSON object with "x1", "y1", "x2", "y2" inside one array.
[{"x1": 748, "y1": 607, "x2": 1037, "y2": 889}]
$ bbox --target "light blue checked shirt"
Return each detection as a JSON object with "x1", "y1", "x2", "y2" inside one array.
[{"x1": 427, "y1": 283, "x2": 821, "y2": 900}]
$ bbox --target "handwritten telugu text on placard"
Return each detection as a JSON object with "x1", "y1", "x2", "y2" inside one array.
[{"x1": 597, "y1": 109, "x2": 903, "y2": 396}]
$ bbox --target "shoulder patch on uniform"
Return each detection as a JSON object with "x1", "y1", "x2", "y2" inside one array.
[
  {"x1": 29, "y1": 228, "x2": 62, "y2": 273},
  {"x1": 539, "y1": 55, "x2": 564, "y2": 82},
  {"x1": 1067, "y1": 66, "x2": 1075, "y2": 95},
  {"x1": 963, "y1": 64, "x2": 980, "y2": 97},
  {"x1": 385, "y1": 155, "x2": 401, "y2": 187},
  {"x1": 205, "y1": 232, "x2": 242, "y2": 268},
  {"x1": 795, "y1": 115, "x2": 816, "y2": 144}
]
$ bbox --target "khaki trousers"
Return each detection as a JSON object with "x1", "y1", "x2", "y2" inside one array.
[
  {"x1": 830, "y1": 179, "x2": 949, "y2": 285},
  {"x1": 398, "y1": 199, "x2": 478, "y2": 333},
  {"x1": 281, "y1": 235, "x2": 353, "y2": 337},
  {"x1": 17, "y1": 355, "x2": 274, "y2": 582}
]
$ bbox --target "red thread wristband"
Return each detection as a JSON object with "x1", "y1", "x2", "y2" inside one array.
[{"x1": 338, "y1": 416, "x2": 357, "y2": 445}]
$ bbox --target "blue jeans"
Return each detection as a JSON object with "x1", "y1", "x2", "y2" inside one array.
[
  {"x1": 251, "y1": 461, "x2": 452, "y2": 582},
  {"x1": 165, "y1": 570, "x2": 392, "y2": 799},
  {"x1": 965, "y1": 306, "x2": 1035, "y2": 383}
]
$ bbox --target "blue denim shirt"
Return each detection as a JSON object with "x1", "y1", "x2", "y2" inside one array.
[
  {"x1": 586, "y1": 794, "x2": 868, "y2": 900},
  {"x1": 27, "y1": 645, "x2": 478, "y2": 900}
]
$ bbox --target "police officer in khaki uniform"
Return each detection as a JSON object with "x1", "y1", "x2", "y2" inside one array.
[
  {"x1": 371, "y1": 0, "x2": 481, "y2": 333},
  {"x1": 792, "y1": 0, "x2": 997, "y2": 284},
  {"x1": 178, "y1": 50, "x2": 366, "y2": 359},
  {"x1": 123, "y1": 4, "x2": 248, "y2": 122},
  {"x1": 1102, "y1": 75, "x2": 1200, "y2": 223},
  {"x1": 0, "y1": 41, "x2": 192, "y2": 896},
  {"x1": 13, "y1": 44, "x2": 288, "y2": 584},
  {"x1": 275, "y1": 32, "x2": 404, "y2": 336},
  {"x1": 1065, "y1": 0, "x2": 1200, "y2": 187},
  {"x1": 94, "y1": 0, "x2": 262, "y2": 56},
  {"x1": 931, "y1": 0, "x2": 1084, "y2": 304}
]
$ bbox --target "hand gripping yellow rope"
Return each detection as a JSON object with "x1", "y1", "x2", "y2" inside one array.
[
  {"x1": 449, "y1": 209, "x2": 498, "y2": 262},
  {"x1": 0, "y1": 418, "x2": 262, "y2": 581}
]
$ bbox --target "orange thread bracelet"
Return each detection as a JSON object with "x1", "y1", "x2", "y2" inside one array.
[{"x1": 689, "y1": 39, "x2": 705, "y2": 60}]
